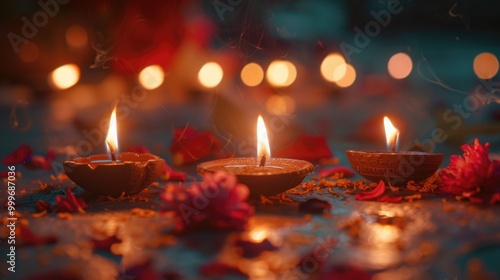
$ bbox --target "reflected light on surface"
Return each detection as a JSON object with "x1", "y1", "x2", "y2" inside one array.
[
  {"x1": 198, "y1": 62, "x2": 223, "y2": 88},
  {"x1": 335, "y1": 64, "x2": 356, "y2": 88},
  {"x1": 265, "y1": 95, "x2": 296, "y2": 115},
  {"x1": 369, "y1": 224, "x2": 401, "y2": 245},
  {"x1": 49, "y1": 64, "x2": 80, "y2": 90},
  {"x1": 266, "y1": 60, "x2": 297, "y2": 87},
  {"x1": 249, "y1": 228, "x2": 269, "y2": 242},
  {"x1": 473, "y1": 52, "x2": 499, "y2": 79},
  {"x1": 241, "y1": 62, "x2": 264, "y2": 87},
  {"x1": 139, "y1": 65, "x2": 164, "y2": 90},
  {"x1": 66, "y1": 25, "x2": 88, "y2": 48},
  {"x1": 387, "y1": 52, "x2": 413, "y2": 79},
  {"x1": 19, "y1": 42, "x2": 39, "y2": 62},
  {"x1": 320, "y1": 53, "x2": 346, "y2": 82}
]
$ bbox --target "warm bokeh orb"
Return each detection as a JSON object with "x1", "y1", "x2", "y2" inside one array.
[
  {"x1": 387, "y1": 52, "x2": 413, "y2": 79},
  {"x1": 266, "y1": 60, "x2": 297, "y2": 87},
  {"x1": 473, "y1": 52, "x2": 499, "y2": 79},
  {"x1": 266, "y1": 95, "x2": 296, "y2": 115},
  {"x1": 320, "y1": 53, "x2": 346, "y2": 82},
  {"x1": 49, "y1": 64, "x2": 80, "y2": 90},
  {"x1": 335, "y1": 64, "x2": 356, "y2": 88},
  {"x1": 66, "y1": 25, "x2": 88, "y2": 48},
  {"x1": 19, "y1": 42, "x2": 39, "y2": 62},
  {"x1": 198, "y1": 62, "x2": 224, "y2": 88},
  {"x1": 241, "y1": 62, "x2": 264, "y2": 87},
  {"x1": 139, "y1": 65, "x2": 165, "y2": 90}
]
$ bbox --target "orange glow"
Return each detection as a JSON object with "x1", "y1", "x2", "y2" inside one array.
[
  {"x1": 19, "y1": 42, "x2": 39, "y2": 62},
  {"x1": 66, "y1": 25, "x2": 88, "y2": 48},
  {"x1": 241, "y1": 62, "x2": 264, "y2": 87},
  {"x1": 266, "y1": 60, "x2": 297, "y2": 87},
  {"x1": 198, "y1": 62, "x2": 223, "y2": 88},
  {"x1": 384, "y1": 116, "x2": 399, "y2": 152},
  {"x1": 265, "y1": 95, "x2": 296, "y2": 115},
  {"x1": 106, "y1": 104, "x2": 119, "y2": 156},
  {"x1": 335, "y1": 64, "x2": 356, "y2": 88},
  {"x1": 387, "y1": 52, "x2": 413, "y2": 79},
  {"x1": 49, "y1": 64, "x2": 80, "y2": 90},
  {"x1": 320, "y1": 53, "x2": 346, "y2": 82},
  {"x1": 257, "y1": 115, "x2": 271, "y2": 161},
  {"x1": 473, "y1": 52, "x2": 499, "y2": 79},
  {"x1": 249, "y1": 228, "x2": 269, "y2": 242},
  {"x1": 139, "y1": 65, "x2": 164, "y2": 90}
]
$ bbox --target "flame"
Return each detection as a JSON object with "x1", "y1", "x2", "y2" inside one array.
[
  {"x1": 257, "y1": 115, "x2": 270, "y2": 162},
  {"x1": 384, "y1": 117, "x2": 399, "y2": 152},
  {"x1": 106, "y1": 104, "x2": 119, "y2": 157}
]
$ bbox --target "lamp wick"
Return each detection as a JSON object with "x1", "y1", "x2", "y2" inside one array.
[
  {"x1": 259, "y1": 154, "x2": 267, "y2": 167},
  {"x1": 107, "y1": 141, "x2": 117, "y2": 162}
]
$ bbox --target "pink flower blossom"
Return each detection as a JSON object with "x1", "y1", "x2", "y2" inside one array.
[
  {"x1": 160, "y1": 171, "x2": 253, "y2": 232},
  {"x1": 439, "y1": 139, "x2": 500, "y2": 204}
]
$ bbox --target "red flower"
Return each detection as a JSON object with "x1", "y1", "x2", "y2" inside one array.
[
  {"x1": 160, "y1": 171, "x2": 253, "y2": 232},
  {"x1": 439, "y1": 139, "x2": 500, "y2": 204},
  {"x1": 275, "y1": 133, "x2": 333, "y2": 161},
  {"x1": 55, "y1": 187, "x2": 87, "y2": 213},
  {"x1": 170, "y1": 126, "x2": 222, "y2": 166}
]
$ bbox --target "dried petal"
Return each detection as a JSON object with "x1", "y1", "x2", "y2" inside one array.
[
  {"x1": 355, "y1": 181, "x2": 385, "y2": 201},
  {"x1": 318, "y1": 166, "x2": 355, "y2": 178},
  {"x1": 55, "y1": 187, "x2": 87, "y2": 213},
  {"x1": 35, "y1": 200, "x2": 51, "y2": 213},
  {"x1": 299, "y1": 198, "x2": 332, "y2": 214}
]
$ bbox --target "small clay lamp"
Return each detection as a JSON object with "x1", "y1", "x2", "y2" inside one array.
[
  {"x1": 346, "y1": 117, "x2": 443, "y2": 186},
  {"x1": 64, "y1": 105, "x2": 164, "y2": 197},
  {"x1": 197, "y1": 116, "x2": 314, "y2": 198}
]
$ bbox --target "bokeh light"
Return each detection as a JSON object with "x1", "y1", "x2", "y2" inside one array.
[
  {"x1": 49, "y1": 64, "x2": 80, "y2": 90},
  {"x1": 335, "y1": 64, "x2": 356, "y2": 88},
  {"x1": 66, "y1": 25, "x2": 88, "y2": 48},
  {"x1": 266, "y1": 60, "x2": 297, "y2": 87},
  {"x1": 320, "y1": 53, "x2": 346, "y2": 82},
  {"x1": 138, "y1": 65, "x2": 165, "y2": 90},
  {"x1": 241, "y1": 62, "x2": 264, "y2": 87},
  {"x1": 18, "y1": 42, "x2": 39, "y2": 63},
  {"x1": 198, "y1": 62, "x2": 223, "y2": 88},
  {"x1": 473, "y1": 52, "x2": 499, "y2": 79},
  {"x1": 266, "y1": 95, "x2": 296, "y2": 115},
  {"x1": 387, "y1": 52, "x2": 413, "y2": 79}
]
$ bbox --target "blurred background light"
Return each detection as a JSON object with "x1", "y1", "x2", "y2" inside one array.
[
  {"x1": 266, "y1": 60, "x2": 297, "y2": 87},
  {"x1": 139, "y1": 65, "x2": 165, "y2": 90},
  {"x1": 49, "y1": 64, "x2": 80, "y2": 90},
  {"x1": 387, "y1": 52, "x2": 413, "y2": 79},
  {"x1": 198, "y1": 62, "x2": 223, "y2": 88},
  {"x1": 266, "y1": 95, "x2": 296, "y2": 115},
  {"x1": 241, "y1": 62, "x2": 264, "y2": 87},
  {"x1": 473, "y1": 52, "x2": 499, "y2": 79},
  {"x1": 65, "y1": 25, "x2": 88, "y2": 48},
  {"x1": 320, "y1": 53, "x2": 346, "y2": 82},
  {"x1": 335, "y1": 64, "x2": 356, "y2": 88}
]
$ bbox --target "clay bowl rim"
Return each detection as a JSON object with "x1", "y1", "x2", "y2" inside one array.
[
  {"x1": 64, "y1": 152, "x2": 164, "y2": 168},
  {"x1": 345, "y1": 150, "x2": 445, "y2": 157}
]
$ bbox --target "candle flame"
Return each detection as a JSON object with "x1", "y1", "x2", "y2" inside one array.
[
  {"x1": 106, "y1": 104, "x2": 119, "y2": 158},
  {"x1": 257, "y1": 115, "x2": 270, "y2": 163},
  {"x1": 384, "y1": 116, "x2": 399, "y2": 152}
]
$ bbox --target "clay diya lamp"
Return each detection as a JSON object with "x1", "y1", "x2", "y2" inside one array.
[
  {"x1": 346, "y1": 117, "x2": 444, "y2": 186},
  {"x1": 197, "y1": 116, "x2": 314, "y2": 198},
  {"x1": 64, "y1": 105, "x2": 165, "y2": 197}
]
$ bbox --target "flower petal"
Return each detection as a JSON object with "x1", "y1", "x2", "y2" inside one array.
[
  {"x1": 2, "y1": 144, "x2": 32, "y2": 165},
  {"x1": 355, "y1": 181, "x2": 385, "y2": 201}
]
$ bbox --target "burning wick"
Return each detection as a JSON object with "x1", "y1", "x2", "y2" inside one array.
[
  {"x1": 106, "y1": 141, "x2": 117, "y2": 162},
  {"x1": 390, "y1": 134, "x2": 399, "y2": 153},
  {"x1": 259, "y1": 154, "x2": 267, "y2": 167}
]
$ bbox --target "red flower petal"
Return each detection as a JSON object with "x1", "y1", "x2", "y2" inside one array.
[
  {"x1": 170, "y1": 126, "x2": 222, "y2": 166},
  {"x1": 318, "y1": 166, "x2": 355, "y2": 178},
  {"x1": 355, "y1": 181, "x2": 386, "y2": 201},
  {"x1": 162, "y1": 161, "x2": 187, "y2": 181},
  {"x1": 376, "y1": 195, "x2": 403, "y2": 203},
  {"x1": 299, "y1": 198, "x2": 332, "y2": 214},
  {"x1": 199, "y1": 262, "x2": 246, "y2": 277},
  {"x1": 2, "y1": 144, "x2": 32, "y2": 165},
  {"x1": 275, "y1": 134, "x2": 333, "y2": 161},
  {"x1": 55, "y1": 187, "x2": 87, "y2": 213},
  {"x1": 489, "y1": 193, "x2": 500, "y2": 204},
  {"x1": 91, "y1": 235, "x2": 122, "y2": 251},
  {"x1": 19, "y1": 225, "x2": 57, "y2": 247},
  {"x1": 35, "y1": 200, "x2": 51, "y2": 213}
]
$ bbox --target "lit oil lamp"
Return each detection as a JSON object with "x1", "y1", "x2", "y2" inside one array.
[
  {"x1": 197, "y1": 115, "x2": 314, "y2": 198},
  {"x1": 64, "y1": 104, "x2": 165, "y2": 197},
  {"x1": 346, "y1": 117, "x2": 444, "y2": 186}
]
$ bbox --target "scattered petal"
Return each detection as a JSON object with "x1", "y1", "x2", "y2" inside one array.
[
  {"x1": 355, "y1": 181, "x2": 386, "y2": 201},
  {"x1": 18, "y1": 225, "x2": 57, "y2": 247},
  {"x1": 35, "y1": 200, "x2": 51, "y2": 213},
  {"x1": 299, "y1": 198, "x2": 332, "y2": 214},
  {"x1": 318, "y1": 166, "x2": 355, "y2": 178},
  {"x1": 234, "y1": 239, "x2": 278, "y2": 258},
  {"x1": 377, "y1": 195, "x2": 403, "y2": 203},
  {"x1": 55, "y1": 187, "x2": 87, "y2": 213},
  {"x1": 2, "y1": 144, "x2": 32, "y2": 165}
]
